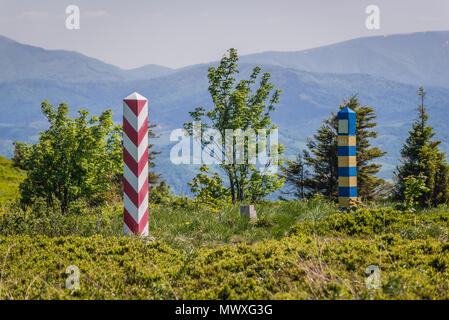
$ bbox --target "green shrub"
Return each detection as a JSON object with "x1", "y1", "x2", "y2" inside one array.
[
  {"x1": 1, "y1": 233, "x2": 449, "y2": 299},
  {"x1": 0, "y1": 200, "x2": 122, "y2": 237},
  {"x1": 289, "y1": 207, "x2": 449, "y2": 241},
  {"x1": 1, "y1": 200, "x2": 449, "y2": 299}
]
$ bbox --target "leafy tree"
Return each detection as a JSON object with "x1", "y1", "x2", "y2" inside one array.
[
  {"x1": 11, "y1": 142, "x2": 28, "y2": 170},
  {"x1": 188, "y1": 165, "x2": 230, "y2": 208},
  {"x1": 397, "y1": 174, "x2": 430, "y2": 213},
  {"x1": 15, "y1": 101, "x2": 168, "y2": 210},
  {"x1": 16, "y1": 101, "x2": 122, "y2": 213},
  {"x1": 296, "y1": 96, "x2": 388, "y2": 201},
  {"x1": 394, "y1": 87, "x2": 449, "y2": 207},
  {"x1": 184, "y1": 48, "x2": 284, "y2": 203},
  {"x1": 279, "y1": 154, "x2": 309, "y2": 199}
]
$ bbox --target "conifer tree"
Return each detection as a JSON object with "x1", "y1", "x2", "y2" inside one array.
[
  {"x1": 394, "y1": 87, "x2": 449, "y2": 207},
  {"x1": 302, "y1": 116, "x2": 339, "y2": 200},
  {"x1": 347, "y1": 97, "x2": 390, "y2": 201},
  {"x1": 147, "y1": 123, "x2": 162, "y2": 186},
  {"x1": 288, "y1": 96, "x2": 388, "y2": 201},
  {"x1": 280, "y1": 154, "x2": 309, "y2": 199},
  {"x1": 147, "y1": 123, "x2": 170, "y2": 203}
]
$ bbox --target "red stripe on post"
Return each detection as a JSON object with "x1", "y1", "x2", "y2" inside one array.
[
  {"x1": 138, "y1": 119, "x2": 148, "y2": 146},
  {"x1": 138, "y1": 207, "x2": 149, "y2": 233},
  {"x1": 138, "y1": 147, "x2": 149, "y2": 175},
  {"x1": 124, "y1": 176, "x2": 149, "y2": 207},
  {"x1": 123, "y1": 144, "x2": 148, "y2": 177},
  {"x1": 123, "y1": 117, "x2": 137, "y2": 145},
  {"x1": 123, "y1": 116, "x2": 148, "y2": 147},
  {"x1": 124, "y1": 207, "x2": 138, "y2": 233},
  {"x1": 123, "y1": 148, "x2": 138, "y2": 176},
  {"x1": 124, "y1": 207, "x2": 149, "y2": 235},
  {"x1": 124, "y1": 99, "x2": 147, "y2": 117}
]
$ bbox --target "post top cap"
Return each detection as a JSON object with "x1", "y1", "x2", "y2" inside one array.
[
  {"x1": 338, "y1": 107, "x2": 355, "y2": 114},
  {"x1": 124, "y1": 92, "x2": 147, "y2": 101}
]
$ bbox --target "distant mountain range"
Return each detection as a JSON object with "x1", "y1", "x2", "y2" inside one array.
[
  {"x1": 240, "y1": 31, "x2": 449, "y2": 89},
  {"x1": 1, "y1": 31, "x2": 448, "y2": 195},
  {"x1": 0, "y1": 35, "x2": 175, "y2": 82}
]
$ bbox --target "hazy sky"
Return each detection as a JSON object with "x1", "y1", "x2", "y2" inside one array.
[{"x1": 1, "y1": 0, "x2": 449, "y2": 69}]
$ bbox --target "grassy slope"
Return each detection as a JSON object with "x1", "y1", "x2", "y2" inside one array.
[
  {"x1": 0, "y1": 201, "x2": 448, "y2": 299},
  {"x1": 0, "y1": 155, "x2": 24, "y2": 203}
]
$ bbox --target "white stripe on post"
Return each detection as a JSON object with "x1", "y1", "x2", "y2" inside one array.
[{"x1": 123, "y1": 92, "x2": 149, "y2": 236}]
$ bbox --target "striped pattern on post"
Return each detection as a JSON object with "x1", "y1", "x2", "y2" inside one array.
[
  {"x1": 337, "y1": 107, "x2": 357, "y2": 210},
  {"x1": 123, "y1": 92, "x2": 149, "y2": 236}
]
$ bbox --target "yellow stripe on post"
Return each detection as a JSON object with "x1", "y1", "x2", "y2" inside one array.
[
  {"x1": 338, "y1": 156, "x2": 357, "y2": 167},
  {"x1": 339, "y1": 176, "x2": 357, "y2": 187},
  {"x1": 338, "y1": 197, "x2": 358, "y2": 207},
  {"x1": 338, "y1": 135, "x2": 356, "y2": 146},
  {"x1": 338, "y1": 107, "x2": 357, "y2": 210}
]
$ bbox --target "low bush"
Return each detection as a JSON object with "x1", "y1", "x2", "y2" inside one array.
[
  {"x1": 1, "y1": 232, "x2": 448, "y2": 299},
  {"x1": 289, "y1": 207, "x2": 449, "y2": 241},
  {"x1": 1, "y1": 200, "x2": 449, "y2": 299}
]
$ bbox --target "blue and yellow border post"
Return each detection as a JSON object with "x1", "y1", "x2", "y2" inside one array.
[{"x1": 337, "y1": 107, "x2": 357, "y2": 210}]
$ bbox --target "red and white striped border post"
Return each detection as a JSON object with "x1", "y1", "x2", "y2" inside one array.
[{"x1": 123, "y1": 92, "x2": 149, "y2": 236}]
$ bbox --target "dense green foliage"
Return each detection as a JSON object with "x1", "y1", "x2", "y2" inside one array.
[
  {"x1": 12, "y1": 102, "x2": 169, "y2": 210},
  {"x1": 398, "y1": 174, "x2": 431, "y2": 213},
  {"x1": 184, "y1": 49, "x2": 284, "y2": 203},
  {"x1": 188, "y1": 165, "x2": 231, "y2": 209},
  {"x1": 394, "y1": 87, "x2": 449, "y2": 207},
  {"x1": 14, "y1": 102, "x2": 122, "y2": 213},
  {"x1": 1, "y1": 201, "x2": 449, "y2": 299}
]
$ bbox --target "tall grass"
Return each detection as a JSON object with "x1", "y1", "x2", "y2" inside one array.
[{"x1": 0, "y1": 199, "x2": 338, "y2": 250}]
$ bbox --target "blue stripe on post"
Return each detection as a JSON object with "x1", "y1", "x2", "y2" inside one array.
[
  {"x1": 348, "y1": 114, "x2": 356, "y2": 136},
  {"x1": 338, "y1": 107, "x2": 357, "y2": 209},
  {"x1": 338, "y1": 186, "x2": 358, "y2": 197},
  {"x1": 338, "y1": 146, "x2": 356, "y2": 156},
  {"x1": 338, "y1": 108, "x2": 356, "y2": 136},
  {"x1": 338, "y1": 166, "x2": 357, "y2": 177}
]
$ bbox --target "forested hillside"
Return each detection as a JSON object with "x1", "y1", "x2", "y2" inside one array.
[{"x1": 1, "y1": 32, "x2": 449, "y2": 195}]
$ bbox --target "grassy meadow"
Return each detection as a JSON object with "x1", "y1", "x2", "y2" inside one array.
[
  {"x1": 0, "y1": 155, "x2": 24, "y2": 203},
  {"x1": 0, "y1": 155, "x2": 449, "y2": 299}
]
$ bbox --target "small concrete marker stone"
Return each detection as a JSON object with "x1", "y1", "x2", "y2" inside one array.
[{"x1": 241, "y1": 205, "x2": 257, "y2": 219}]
